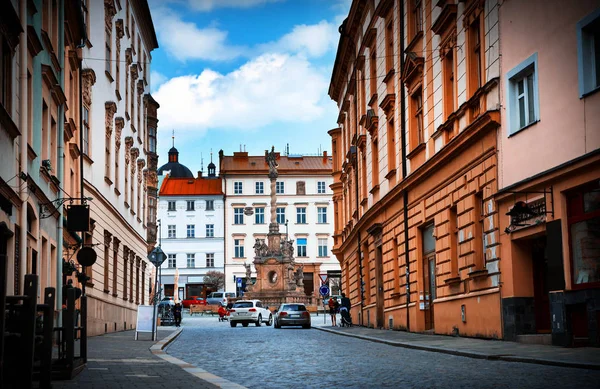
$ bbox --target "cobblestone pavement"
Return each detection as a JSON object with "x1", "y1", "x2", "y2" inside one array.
[
  {"x1": 166, "y1": 315, "x2": 600, "y2": 389},
  {"x1": 52, "y1": 328, "x2": 221, "y2": 389}
]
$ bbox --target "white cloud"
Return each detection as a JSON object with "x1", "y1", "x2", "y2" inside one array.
[
  {"x1": 185, "y1": 0, "x2": 283, "y2": 11},
  {"x1": 259, "y1": 20, "x2": 339, "y2": 58},
  {"x1": 154, "y1": 53, "x2": 330, "y2": 133},
  {"x1": 151, "y1": 7, "x2": 247, "y2": 61},
  {"x1": 150, "y1": 71, "x2": 167, "y2": 92}
]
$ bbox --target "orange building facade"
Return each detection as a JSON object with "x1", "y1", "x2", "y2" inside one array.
[{"x1": 329, "y1": 0, "x2": 502, "y2": 337}]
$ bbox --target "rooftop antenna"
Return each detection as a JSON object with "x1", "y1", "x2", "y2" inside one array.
[
  {"x1": 210, "y1": 149, "x2": 213, "y2": 163},
  {"x1": 172, "y1": 129, "x2": 175, "y2": 148},
  {"x1": 286, "y1": 143, "x2": 289, "y2": 156},
  {"x1": 200, "y1": 153, "x2": 204, "y2": 172},
  {"x1": 243, "y1": 144, "x2": 246, "y2": 152}
]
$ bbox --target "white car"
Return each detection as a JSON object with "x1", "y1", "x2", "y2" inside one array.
[{"x1": 229, "y1": 300, "x2": 273, "y2": 327}]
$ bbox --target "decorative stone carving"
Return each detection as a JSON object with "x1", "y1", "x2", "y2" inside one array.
[
  {"x1": 81, "y1": 68, "x2": 96, "y2": 106},
  {"x1": 125, "y1": 48, "x2": 132, "y2": 66},
  {"x1": 137, "y1": 79, "x2": 144, "y2": 95},
  {"x1": 137, "y1": 159, "x2": 145, "y2": 183},
  {"x1": 104, "y1": 0, "x2": 117, "y2": 31},
  {"x1": 295, "y1": 264, "x2": 304, "y2": 287},
  {"x1": 253, "y1": 240, "x2": 270, "y2": 258},
  {"x1": 130, "y1": 148, "x2": 140, "y2": 176},
  {"x1": 265, "y1": 146, "x2": 278, "y2": 179},
  {"x1": 105, "y1": 101, "x2": 117, "y2": 138},
  {"x1": 124, "y1": 136, "x2": 133, "y2": 164},
  {"x1": 114, "y1": 117, "x2": 124, "y2": 148},
  {"x1": 130, "y1": 64, "x2": 139, "y2": 80},
  {"x1": 296, "y1": 181, "x2": 306, "y2": 195},
  {"x1": 244, "y1": 263, "x2": 252, "y2": 281},
  {"x1": 115, "y1": 19, "x2": 124, "y2": 40}
]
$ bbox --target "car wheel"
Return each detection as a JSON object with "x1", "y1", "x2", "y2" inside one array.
[
  {"x1": 267, "y1": 314, "x2": 273, "y2": 326},
  {"x1": 302, "y1": 324, "x2": 311, "y2": 329},
  {"x1": 256, "y1": 314, "x2": 262, "y2": 327},
  {"x1": 242, "y1": 323, "x2": 249, "y2": 327},
  {"x1": 230, "y1": 321, "x2": 237, "y2": 327},
  {"x1": 274, "y1": 321, "x2": 280, "y2": 329}
]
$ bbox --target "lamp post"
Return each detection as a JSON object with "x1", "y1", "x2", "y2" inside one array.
[
  {"x1": 285, "y1": 219, "x2": 289, "y2": 240},
  {"x1": 147, "y1": 244, "x2": 166, "y2": 341}
]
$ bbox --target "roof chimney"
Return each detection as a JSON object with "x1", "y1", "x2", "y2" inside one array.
[
  {"x1": 323, "y1": 150, "x2": 328, "y2": 162},
  {"x1": 198, "y1": 171, "x2": 203, "y2": 178}
]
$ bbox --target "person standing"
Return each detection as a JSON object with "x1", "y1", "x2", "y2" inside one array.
[
  {"x1": 173, "y1": 302, "x2": 183, "y2": 327},
  {"x1": 328, "y1": 297, "x2": 337, "y2": 327}
]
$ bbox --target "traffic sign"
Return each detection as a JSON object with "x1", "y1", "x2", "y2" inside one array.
[
  {"x1": 319, "y1": 285, "x2": 330, "y2": 296},
  {"x1": 319, "y1": 274, "x2": 328, "y2": 284},
  {"x1": 236, "y1": 278, "x2": 242, "y2": 287}
]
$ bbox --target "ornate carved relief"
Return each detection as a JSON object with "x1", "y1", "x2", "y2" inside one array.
[
  {"x1": 125, "y1": 48, "x2": 132, "y2": 66},
  {"x1": 115, "y1": 117, "x2": 125, "y2": 148},
  {"x1": 130, "y1": 64, "x2": 139, "y2": 80},
  {"x1": 137, "y1": 79, "x2": 144, "y2": 95},
  {"x1": 115, "y1": 19, "x2": 124, "y2": 40},
  {"x1": 105, "y1": 0, "x2": 117, "y2": 31},
  {"x1": 124, "y1": 136, "x2": 134, "y2": 164},
  {"x1": 81, "y1": 68, "x2": 97, "y2": 106},
  {"x1": 137, "y1": 159, "x2": 145, "y2": 183},
  {"x1": 105, "y1": 102, "x2": 117, "y2": 138},
  {"x1": 130, "y1": 148, "x2": 140, "y2": 176}
]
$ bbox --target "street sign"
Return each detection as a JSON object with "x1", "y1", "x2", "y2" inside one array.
[
  {"x1": 319, "y1": 274, "x2": 328, "y2": 284},
  {"x1": 236, "y1": 277, "x2": 242, "y2": 287},
  {"x1": 319, "y1": 285, "x2": 330, "y2": 296}
]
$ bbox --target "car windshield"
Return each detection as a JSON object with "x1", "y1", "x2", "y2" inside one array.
[
  {"x1": 233, "y1": 301, "x2": 254, "y2": 308},
  {"x1": 282, "y1": 304, "x2": 306, "y2": 311}
]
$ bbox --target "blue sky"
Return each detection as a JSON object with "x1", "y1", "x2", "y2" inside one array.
[{"x1": 147, "y1": 0, "x2": 350, "y2": 174}]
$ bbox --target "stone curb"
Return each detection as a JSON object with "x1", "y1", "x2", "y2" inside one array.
[
  {"x1": 151, "y1": 328, "x2": 248, "y2": 389},
  {"x1": 315, "y1": 327, "x2": 600, "y2": 371}
]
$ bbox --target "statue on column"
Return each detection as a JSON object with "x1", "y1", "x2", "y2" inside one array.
[
  {"x1": 244, "y1": 262, "x2": 252, "y2": 281},
  {"x1": 265, "y1": 146, "x2": 278, "y2": 179},
  {"x1": 295, "y1": 264, "x2": 304, "y2": 287}
]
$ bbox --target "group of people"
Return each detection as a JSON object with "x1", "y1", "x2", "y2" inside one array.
[{"x1": 328, "y1": 293, "x2": 351, "y2": 327}]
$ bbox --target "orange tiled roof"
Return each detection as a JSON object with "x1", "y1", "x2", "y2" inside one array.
[
  {"x1": 159, "y1": 175, "x2": 223, "y2": 196},
  {"x1": 220, "y1": 152, "x2": 332, "y2": 174}
]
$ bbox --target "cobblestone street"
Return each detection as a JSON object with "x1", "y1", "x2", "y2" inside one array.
[{"x1": 165, "y1": 316, "x2": 600, "y2": 389}]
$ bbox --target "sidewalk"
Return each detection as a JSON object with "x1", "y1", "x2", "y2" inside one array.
[
  {"x1": 314, "y1": 321, "x2": 600, "y2": 370},
  {"x1": 51, "y1": 327, "x2": 242, "y2": 389}
]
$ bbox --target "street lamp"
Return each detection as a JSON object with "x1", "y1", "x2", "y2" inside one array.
[
  {"x1": 148, "y1": 244, "x2": 166, "y2": 341},
  {"x1": 285, "y1": 219, "x2": 289, "y2": 240}
]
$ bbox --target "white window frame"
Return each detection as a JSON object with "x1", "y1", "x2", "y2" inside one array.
[
  {"x1": 167, "y1": 254, "x2": 176, "y2": 268},
  {"x1": 186, "y1": 224, "x2": 195, "y2": 238},
  {"x1": 186, "y1": 253, "x2": 195, "y2": 268},
  {"x1": 206, "y1": 200, "x2": 214, "y2": 211},
  {"x1": 296, "y1": 207, "x2": 307, "y2": 224},
  {"x1": 276, "y1": 207, "x2": 285, "y2": 224},
  {"x1": 317, "y1": 207, "x2": 327, "y2": 224},
  {"x1": 318, "y1": 238, "x2": 328, "y2": 257},
  {"x1": 167, "y1": 225, "x2": 176, "y2": 238},
  {"x1": 168, "y1": 201, "x2": 176, "y2": 211},
  {"x1": 317, "y1": 181, "x2": 326, "y2": 194},
  {"x1": 206, "y1": 253, "x2": 215, "y2": 267},
  {"x1": 506, "y1": 52, "x2": 540, "y2": 136},
  {"x1": 276, "y1": 181, "x2": 284, "y2": 194},
  {"x1": 255, "y1": 181, "x2": 264, "y2": 194},
  {"x1": 234, "y1": 208, "x2": 244, "y2": 224},
  {"x1": 186, "y1": 200, "x2": 195, "y2": 211},
  {"x1": 234, "y1": 181, "x2": 243, "y2": 194},
  {"x1": 255, "y1": 207, "x2": 265, "y2": 224},
  {"x1": 234, "y1": 239, "x2": 244, "y2": 258},
  {"x1": 206, "y1": 224, "x2": 214, "y2": 237},
  {"x1": 577, "y1": 8, "x2": 600, "y2": 97},
  {"x1": 297, "y1": 238, "x2": 307, "y2": 257}
]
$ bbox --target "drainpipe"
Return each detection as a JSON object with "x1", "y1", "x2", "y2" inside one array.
[
  {"x1": 56, "y1": 0, "x2": 66, "y2": 325},
  {"x1": 399, "y1": 0, "x2": 410, "y2": 332},
  {"x1": 19, "y1": 0, "x2": 28, "y2": 295}
]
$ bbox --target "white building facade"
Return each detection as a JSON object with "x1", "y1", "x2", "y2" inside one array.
[
  {"x1": 157, "y1": 154, "x2": 224, "y2": 300},
  {"x1": 219, "y1": 151, "x2": 340, "y2": 298}
]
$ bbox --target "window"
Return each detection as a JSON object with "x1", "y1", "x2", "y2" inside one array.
[
  {"x1": 506, "y1": 53, "x2": 539, "y2": 136},
  {"x1": 206, "y1": 200, "x2": 214, "y2": 211},
  {"x1": 468, "y1": 17, "x2": 482, "y2": 94},
  {"x1": 83, "y1": 106, "x2": 90, "y2": 155},
  {"x1": 475, "y1": 192, "x2": 486, "y2": 269},
  {"x1": 167, "y1": 254, "x2": 176, "y2": 268},
  {"x1": 317, "y1": 207, "x2": 327, "y2": 224},
  {"x1": 234, "y1": 182, "x2": 243, "y2": 194},
  {"x1": 409, "y1": 0, "x2": 423, "y2": 39},
  {"x1": 148, "y1": 126, "x2": 156, "y2": 153},
  {"x1": 370, "y1": 45, "x2": 377, "y2": 99},
  {"x1": 234, "y1": 208, "x2": 244, "y2": 224},
  {"x1": 255, "y1": 207, "x2": 265, "y2": 224},
  {"x1": 318, "y1": 238, "x2": 328, "y2": 257},
  {"x1": 411, "y1": 89, "x2": 423, "y2": 147},
  {"x1": 187, "y1": 201, "x2": 195, "y2": 211},
  {"x1": 297, "y1": 238, "x2": 307, "y2": 257},
  {"x1": 577, "y1": 9, "x2": 600, "y2": 96},
  {"x1": 168, "y1": 201, "x2": 176, "y2": 211},
  {"x1": 206, "y1": 224, "x2": 214, "y2": 237},
  {"x1": 186, "y1": 224, "x2": 195, "y2": 238},
  {"x1": 443, "y1": 46, "x2": 455, "y2": 120},
  {"x1": 234, "y1": 239, "x2": 245, "y2": 258},
  {"x1": 167, "y1": 225, "x2": 176, "y2": 239},
  {"x1": 449, "y1": 205, "x2": 458, "y2": 277},
  {"x1": 317, "y1": 181, "x2": 326, "y2": 194},
  {"x1": 296, "y1": 207, "x2": 307, "y2": 224},
  {"x1": 186, "y1": 254, "x2": 195, "y2": 268},
  {"x1": 255, "y1": 182, "x2": 264, "y2": 194},
  {"x1": 371, "y1": 137, "x2": 379, "y2": 187},
  {"x1": 387, "y1": 118, "x2": 395, "y2": 172},
  {"x1": 276, "y1": 207, "x2": 286, "y2": 224},
  {"x1": 1, "y1": 37, "x2": 12, "y2": 111},
  {"x1": 385, "y1": 15, "x2": 394, "y2": 73},
  {"x1": 105, "y1": 27, "x2": 111, "y2": 75},
  {"x1": 568, "y1": 182, "x2": 600, "y2": 286},
  {"x1": 276, "y1": 182, "x2": 284, "y2": 194},
  {"x1": 206, "y1": 253, "x2": 215, "y2": 268}
]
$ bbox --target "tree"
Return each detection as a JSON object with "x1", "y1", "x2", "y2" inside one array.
[{"x1": 204, "y1": 271, "x2": 225, "y2": 291}]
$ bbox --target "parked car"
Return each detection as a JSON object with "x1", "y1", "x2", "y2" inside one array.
[
  {"x1": 206, "y1": 292, "x2": 236, "y2": 306},
  {"x1": 182, "y1": 296, "x2": 207, "y2": 308},
  {"x1": 274, "y1": 303, "x2": 311, "y2": 329},
  {"x1": 229, "y1": 300, "x2": 273, "y2": 327},
  {"x1": 158, "y1": 296, "x2": 175, "y2": 309}
]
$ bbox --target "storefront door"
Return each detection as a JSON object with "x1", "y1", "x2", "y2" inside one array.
[{"x1": 532, "y1": 238, "x2": 551, "y2": 333}]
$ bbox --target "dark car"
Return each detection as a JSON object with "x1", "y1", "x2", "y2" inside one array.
[
  {"x1": 182, "y1": 296, "x2": 206, "y2": 308},
  {"x1": 274, "y1": 303, "x2": 311, "y2": 329}
]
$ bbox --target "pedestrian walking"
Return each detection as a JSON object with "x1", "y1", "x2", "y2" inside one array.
[
  {"x1": 328, "y1": 297, "x2": 338, "y2": 326},
  {"x1": 173, "y1": 302, "x2": 183, "y2": 327}
]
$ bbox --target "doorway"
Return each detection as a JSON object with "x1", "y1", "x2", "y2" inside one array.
[
  {"x1": 376, "y1": 245, "x2": 384, "y2": 328},
  {"x1": 532, "y1": 237, "x2": 551, "y2": 333},
  {"x1": 422, "y1": 224, "x2": 436, "y2": 331}
]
